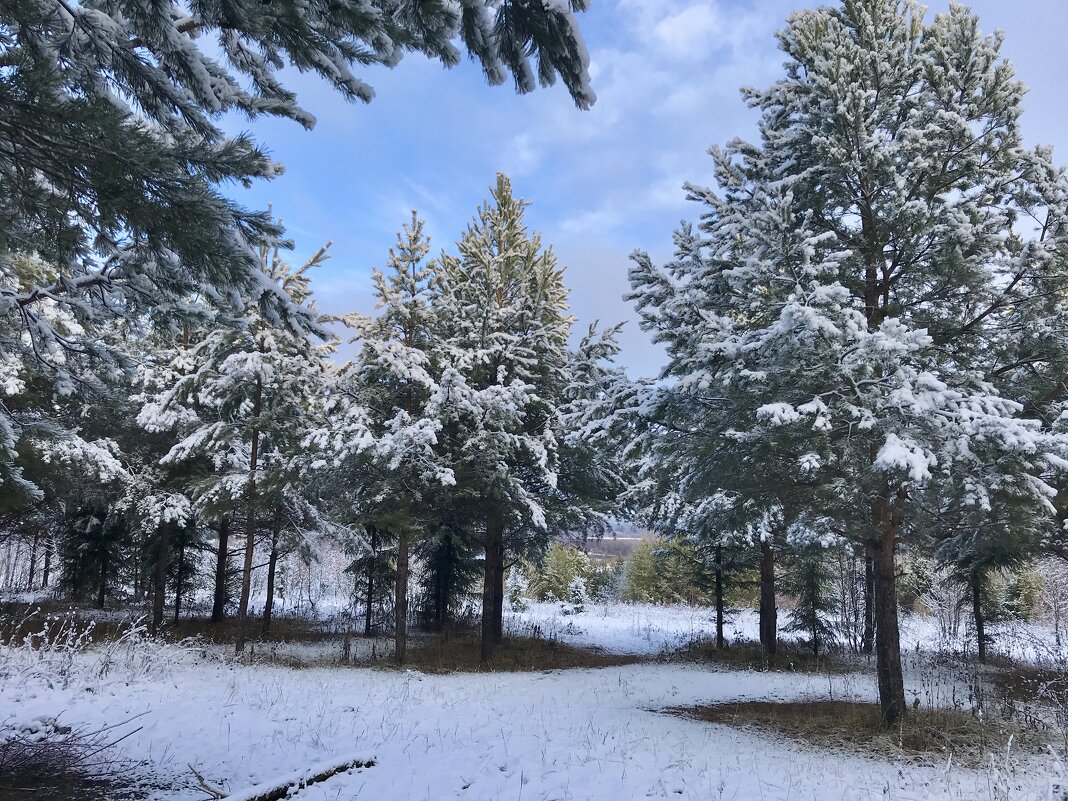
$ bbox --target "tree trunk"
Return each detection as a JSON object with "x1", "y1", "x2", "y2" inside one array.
[
  {"x1": 972, "y1": 570, "x2": 986, "y2": 663},
  {"x1": 480, "y1": 515, "x2": 505, "y2": 661},
  {"x1": 862, "y1": 543, "x2": 875, "y2": 654},
  {"x1": 364, "y1": 527, "x2": 377, "y2": 637},
  {"x1": 211, "y1": 517, "x2": 230, "y2": 623},
  {"x1": 714, "y1": 545, "x2": 725, "y2": 649},
  {"x1": 27, "y1": 528, "x2": 39, "y2": 591},
  {"x1": 873, "y1": 483, "x2": 906, "y2": 724},
  {"x1": 97, "y1": 551, "x2": 107, "y2": 610},
  {"x1": 174, "y1": 536, "x2": 185, "y2": 624},
  {"x1": 136, "y1": 533, "x2": 146, "y2": 602},
  {"x1": 759, "y1": 539, "x2": 777, "y2": 656},
  {"x1": 394, "y1": 528, "x2": 409, "y2": 664},
  {"x1": 492, "y1": 558, "x2": 505, "y2": 645},
  {"x1": 235, "y1": 378, "x2": 263, "y2": 655},
  {"x1": 41, "y1": 539, "x2": 51, "y2": 590},
  {"x1": 262, "y1": 507, "x2": 281, "y2": 637},
  {"x1": 151, "y1": 521, "x2": 171, "y2": 636}
]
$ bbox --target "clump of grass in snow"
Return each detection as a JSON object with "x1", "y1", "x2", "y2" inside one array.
[
  {"x1": 665, "y1": 699, "x2": 1046, "y2": 768},
  {"x1": 672, "y1": 636, "x2": 863, "y2": 674},
  {"x1": 388, "y1": 632, "x2": 647, "y2": 674}
]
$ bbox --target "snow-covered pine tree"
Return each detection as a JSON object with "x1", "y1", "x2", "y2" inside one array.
[
  {"x1": 0, "y1": 0, "x2": 595, "y2": 499},
  {"x1": 433, "y1": 174, "x2": 574, "y2": 660},
  {"x1": 138, "y1": 243, "x2": 333, "y2": 650},
  {"x1": 628, "y1": 219, "x2": 821, "y2": 658},
  {"x1": 555, "y1": 322, "x2": 633, "y2": 538},
  {"x1": 1, "y1": 253, "x2": 131, "y2": 502},
  {"x1": 629, "y1": 0, "x2": 1068, "y2": 723},
  {"x1": 308, "y1": 211, "x2": 454, "y2": 664}
]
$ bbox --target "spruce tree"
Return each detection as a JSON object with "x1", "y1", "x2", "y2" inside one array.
[{"x1": 306, "y1": 212, "x2": 452, "y2": 663}]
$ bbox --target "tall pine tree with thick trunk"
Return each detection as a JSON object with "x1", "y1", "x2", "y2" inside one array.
[{"x1": 627, "y1": 0, "x2": 1068, "y2": 724}]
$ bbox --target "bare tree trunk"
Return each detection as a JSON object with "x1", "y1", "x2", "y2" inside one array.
[
  {"x1": 27, "y1": 528, "x2": 39, "y2": 591},
  {"x1": 714, "y1": 545, "x2": 725, "y2": 649},
  {"x1": 211, "y1": 517, "x2": 230, "y2": 623},
  {"x1": 759, "y1": 539, "x2": 777, "y2": 656},
  {"x1": 364, "y1": 527, "x2": 377, "y2": 637},
  {"x1": 151, "y1": 521, "x2": 171, "y2": 636},
  {"x1": 235, "y1": 378, "x2": 263, "y2": 655},
  {"x1": 262, "y1": 506, "x2": 281, "y2": 637},
  {"x1": 173, "y1": 535, "x2": 185, "y2": 624},
  {"x1": 480, "y1": 515, "x2": 505, "y2": 662},
  {"x1": 97, "y1": 551, "x2": 108, "y2": 609},
  {"x1": 972, "y1": 570, "x2": 986, "y2": 663},
  {"x1": 873, "y1": 483, "x2": 906, "y2": 724},
  {"x1": 41, "y1": 541, "x2": 51, "y2": 589},
  {"x1": 862, "y1": 543, "x2": 875, "y2": 654},
  {"x1": 394, "y1": 528, "x2": 409, "y2": 664}
]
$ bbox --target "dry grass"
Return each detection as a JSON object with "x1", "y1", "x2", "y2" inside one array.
[
  {"x1": 0, "y1": 600, "x2": 344, "y2": 648},
  {"x1": 169, "y1": 615, "x2": 337, "y2": 644},
  {"x1": 386, "y1": 632, "x2": 646, "y2": 674},
  {"x1": 665, "y1": 699, "x2": 1045, "y2": 767},
  {"x1": 0, "y1": 726, "x2": 151, "y2": 801},
  {"x1": 673, "y1": 638, "x2": 861, "y2": 675}
]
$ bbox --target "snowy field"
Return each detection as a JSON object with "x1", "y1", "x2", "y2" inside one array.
[
  {"x1": 2, "y1": 645, "x2": 1057, "y2": 801},
  {"x1": 509, "y1": 600, "x2": 1067, "y2": 664},
  {"x1": 0, "y1": 602, "x2": 1062, "y2": 801}
]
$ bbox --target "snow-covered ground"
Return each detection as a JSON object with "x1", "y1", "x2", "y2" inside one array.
[
  {"x1": 0, "y1": 601, "x2": 1062, "y2": 801},
  {"x1": 509, "y1": 600, "x2": 1068, "y2": 664},
  {"x1": 2, "y1": 644, "x2": 1056, "y2": 801}
]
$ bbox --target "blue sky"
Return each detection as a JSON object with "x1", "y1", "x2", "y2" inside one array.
[{"x1": 229, "y1": 0, "x2": 1068, "y2": 377}]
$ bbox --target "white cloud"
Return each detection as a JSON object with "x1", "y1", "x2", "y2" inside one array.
[{"x1": 653, "y1": 5, "x2": 724, "y2": 61}]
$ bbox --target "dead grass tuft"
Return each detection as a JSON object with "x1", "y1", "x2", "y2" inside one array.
[
  {"x1": 672, "y1": 638, "x2": 861, "y2": 675},
  {"x1": 665, "y1": 699, "x2": 1046, "y2": 767},
  {"x1": 387, "y1": 633, "x2": 646, "y2": 674},
  {"x1": 0, "y1": 725, "x2": 152, "y2": 801}
]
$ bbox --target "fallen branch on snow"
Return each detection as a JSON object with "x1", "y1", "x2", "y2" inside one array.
[{"x1": 194, "y1": 754, "x2": 375, "y2": 801}]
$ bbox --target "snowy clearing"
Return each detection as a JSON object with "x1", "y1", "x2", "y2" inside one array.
[
  {"x1": 2, "y1": 649, "x2": 1057, "y2": 801},
  {"x1": 508, "y1": 600, "x2": 1067, "y2": 665},
  {"x1": 1, "y1": 601, "x2": 1061, "y2": 801}
]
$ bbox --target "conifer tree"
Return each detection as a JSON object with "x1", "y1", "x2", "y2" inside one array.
[
  {"x1": 628, "y1": 0, "x2": 1068, "y2": 723},
  {"x1": 307, "y1": 212, "x2": 452, "y2": 663},
  {"x1": 0, "y1": 0, "x2": 595, "y2": 501},
  {"x1": 784, "y1": 535, "x2": 837, "y2": 656},
  {"x1": 433, "y1": 174, "x2": 574, "y2": 660},
  {"x1": 138, "y1": 243, "x2": 333, "y2": 651}
]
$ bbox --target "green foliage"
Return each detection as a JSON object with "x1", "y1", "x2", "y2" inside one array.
[
  {"x1": 620, "y1": 539, "x2": 705, "y2": 605},
  {"x1": 417, "y1": 527, "x2": 482, "y2": 629},
  {"x1": 347, "y1": 525, "x2": 396, "y2": 633},
  {"x1": 57, "y1": 501, "x2": 130, "y2": 606},
  {"x1": 783, "y1": 542, "x2": 837, "y2": 655},
  {"x1": 1005, "y1": 570, "x2": 1044, "y2": 621},
  {"x1": 585, "y1": 560, "x2": 625, "y2": 602},
  {"x1": 526, "y1": 542, "x2": 593, "y2": 602}
]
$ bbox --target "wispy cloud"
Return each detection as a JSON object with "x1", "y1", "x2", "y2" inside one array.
[{"x1": 225, "y1": 0, "x2": 1068, "y2": 378}]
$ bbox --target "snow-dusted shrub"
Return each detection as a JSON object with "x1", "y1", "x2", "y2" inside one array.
[
  {"x1": 0, "y1": 609, "x2": 189, "y2": 689},
  {"x1": 507, "y1": 568, "x2": 530, "y2": 612},
  {"x1": 560, "y1": 577, "x2": 589, "y2": 616}
]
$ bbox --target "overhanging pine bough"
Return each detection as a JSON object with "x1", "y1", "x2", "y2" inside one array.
[{"x1": 0, "y1": 0, "x2": 596, "y2": 497}]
